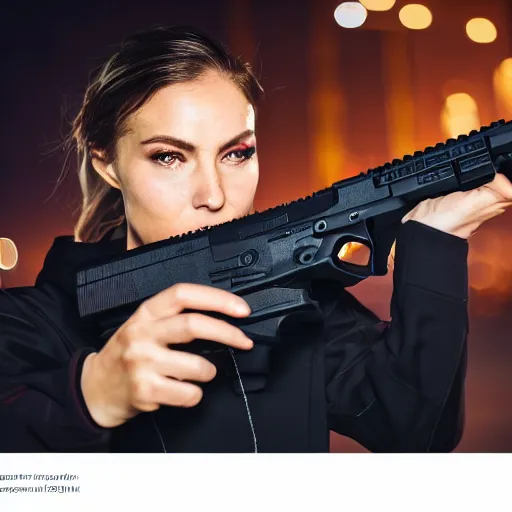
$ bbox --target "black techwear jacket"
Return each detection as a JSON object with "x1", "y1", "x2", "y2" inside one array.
[{"x1": 0, "y1": 220, "x2": 468, "y2": 453}]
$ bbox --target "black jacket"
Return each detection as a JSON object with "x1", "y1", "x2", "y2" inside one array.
[{"x1": 0, "y1": 220, "x2": 468, "y2": 453}]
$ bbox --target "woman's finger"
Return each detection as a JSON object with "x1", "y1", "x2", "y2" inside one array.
[
  {"x1": 123, "y1": 340, "x2": 218, "y2": 382},
  {"x1": 130, "y1": 369, "x2": 204, "y2": 409},
  {"x1": 136, "y1": 283, "x2": 251, "y2": 321},
  {"x1": 151, "y1": 312, "x2": 254, "y2": 350}
]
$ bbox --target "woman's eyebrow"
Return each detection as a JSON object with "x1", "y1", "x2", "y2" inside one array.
[
  {"x1": 218, "y1": 129, "x2": 255, "y2": 153},
  {"x1": 140, "y1": 135, "x2": 195, "y2": 152},
  {"x1": 139, "y1": 129, "x2": 255, "y2": 153}
]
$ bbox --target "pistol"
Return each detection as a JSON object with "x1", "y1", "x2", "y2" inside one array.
[{"x1": 76, "y1": 120, "x2": 512, "y2": 390}]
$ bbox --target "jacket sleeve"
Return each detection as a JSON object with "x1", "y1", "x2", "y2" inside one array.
[
  {"x1": 0, "y1": 288, "x2": 111, "y2": 452},
  {"x1": 324, "y1": 220, "x2": 468, "y2": 452}
]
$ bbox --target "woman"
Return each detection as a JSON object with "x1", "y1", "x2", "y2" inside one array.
[{"x1": 1, "y1": 25, "x2": 511, "y2": 453}]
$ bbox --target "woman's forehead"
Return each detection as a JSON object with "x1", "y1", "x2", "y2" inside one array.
[{"x1": 127, "y1": 74, "x2": 255, "y2": 140}]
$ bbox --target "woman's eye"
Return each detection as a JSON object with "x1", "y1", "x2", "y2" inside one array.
[
  {"x1": 151, "y1": 152, "x2": 182, "y2": 167},
  {"x1": 224, "y1": 146, "x2": 256, "y2": 164}
]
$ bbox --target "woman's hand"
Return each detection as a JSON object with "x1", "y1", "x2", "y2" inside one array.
[
  {"x1": 387, "y1": 173, "x2": 512, "y2": 270},
  {"x1": 80, "y1": 283, "x2": 253, "y2": 428},
  {"x1": 401, "y1": 173, "x2": 512, "y2": 239}
]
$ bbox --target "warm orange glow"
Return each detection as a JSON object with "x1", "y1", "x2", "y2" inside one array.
[
  {"x1": 337, "y1": 241, "x2": 371, "y2": 266},
  {"x1": 0, "y1": 238, "x2": 18, "y2": 270},
  {"x1": 466, "y1": 18, "x2": 497, "y2": 44},
  {"x1": 310, "y1": 90, "x2": 347, "y2": 187},
  {"x1": 311, "y1": 1, "x2": 348, "y2": 190},
  {"x1": 493, "y1": 58, "x2": 512, "y2": 118},
  {"x1": 381, "y1": 30, "x2": 416, "y2": 160},
  {"x1": 444, "y1": 92, "x2": 478, "y2": 115},
  {"x1": 441, "y1": 93, "x2": 480, "y2": 139},
  {"x1": 226, "y1": 0, "x2": 256, "y2": 68},
  {"x1": 497, "y1": 57, "x2": 512, "y2": 79},
  {"x1": 468, "y1": 229, "x2": 512, "y2": 315},
  {"x1": 387, "y1": 240, "x2": 396, "y2": 271},
  {"x1": 360, "y1": 0, "x2": 396, "y2": 11},
  {"x1": 398, "y1": 4, "x2": 433, "y2": 30}
]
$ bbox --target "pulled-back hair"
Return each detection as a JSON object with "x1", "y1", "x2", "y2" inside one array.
[{"x1": 70, "y1": 25, "x2": 263, "y2": 242}]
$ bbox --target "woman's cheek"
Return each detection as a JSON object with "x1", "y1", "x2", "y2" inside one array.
[{"x1": 125, "y1": 175, "x2": 176, "y2": 222}]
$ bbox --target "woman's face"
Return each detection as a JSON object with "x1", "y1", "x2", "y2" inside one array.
[{"x1": 93, "y1": 70, "x2": 259, "y2": 249}]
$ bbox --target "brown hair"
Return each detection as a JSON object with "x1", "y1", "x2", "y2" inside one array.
[{"x1": 70, "y1": 25, "x2": 263, "y2": 242}]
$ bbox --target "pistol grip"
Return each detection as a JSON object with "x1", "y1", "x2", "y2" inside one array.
[
  {"x1": 227, "y1": 287, "x2": 323, "y2": 394},
  {"x1": 238, "y1": 286, "x2": 322, "y2": 344}
]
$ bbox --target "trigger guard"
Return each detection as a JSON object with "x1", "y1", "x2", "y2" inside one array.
[{"x1": 332, "y1": 220, "x2": 375, "y2": 277}]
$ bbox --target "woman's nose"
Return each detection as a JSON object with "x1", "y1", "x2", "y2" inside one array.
[{"x1": 192, "y1": 165, "x2": 225, "y2": 211}]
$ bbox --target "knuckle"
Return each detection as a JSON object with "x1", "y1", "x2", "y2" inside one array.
[
  {"x1": 182, "y1": 313, "x2": 200, "y2": 337},
  {"x1": 119, "y1": 323, "x2": 141, "y2": 345},
  {"x1": 131, "y1": 377, "x2": 156, "y2": 403},
  {"x1": 135, "y1": 301, "x2": 152, "y2": 319},
  {"x1": 121, "y1": 341, "x2": 150, "y2": 369},
  {"x1": 171, "y1": 283, "x2": 188, "y2": 304},
  {"x1": 120, "y1": 347, "x2": 137, "y2": 368}
]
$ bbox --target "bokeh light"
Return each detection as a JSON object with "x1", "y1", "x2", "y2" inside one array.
[
  {"x1": 441, "y1": 92, "x2": 480, "y2": 139},
  {"x1": 398, "y1": 4, "x2": 433, "y2": 30},
  {"x1": 0, "y1": 238, "x2": 18, "y2": 271},
  {"x1": 360, "y1": 0, "x2": 396, "y2": 11},
  {"x1": 334, "y1": 2, "x2": 368, "y2": 29},
  {"x1": 496, "y1": 57, "x2": 512, "y2": 79},
  {"x1": 466, "y1": 18, "x2": 497, "y2": 43},
  {"x1": 493, "y1": 58, "x2": 512, "y2": 117}
]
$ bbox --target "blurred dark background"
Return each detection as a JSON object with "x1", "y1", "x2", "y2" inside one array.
[{"x1": 1, "y1": 0, "x2": 512, "y2": 452}]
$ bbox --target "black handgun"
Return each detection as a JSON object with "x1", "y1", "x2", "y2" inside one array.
[{"x1": 76, "y1": 119, "x2": 512, "y2": 389}]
